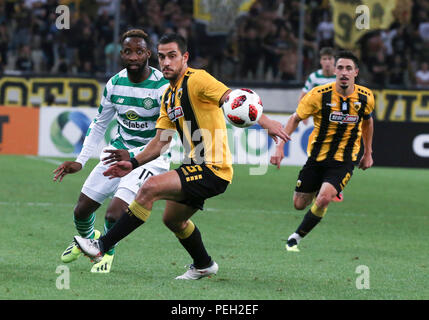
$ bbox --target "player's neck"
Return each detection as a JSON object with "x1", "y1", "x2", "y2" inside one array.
[
  {"x1": 169, "y1": 65, "x2": 189, "y2": 88},
  {"x1": 322, "y1": 69, "x2": 334, "y2": 77},
  {"x1": 127, "y1": 66, "x2": 151, "y2": 83},
  {"x1": 335, "y1": 83, "x2": 355, "y2": 97}
]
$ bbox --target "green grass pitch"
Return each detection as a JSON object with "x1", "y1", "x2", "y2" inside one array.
[{"x1": 0, "y1": 154, "x2": 428, "y2": 300}]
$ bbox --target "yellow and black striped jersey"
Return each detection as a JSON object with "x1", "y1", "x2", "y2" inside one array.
[
  {"x1": 156, "y1": 67, "x2": 233, "y2": 182},
  {"x1": 297, "y1": 83, "x2": 375, "y2": 162}
]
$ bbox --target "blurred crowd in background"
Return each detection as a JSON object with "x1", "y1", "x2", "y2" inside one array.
[{"x1": 0, "y1": 0, "x2": 428, "y2": 88}]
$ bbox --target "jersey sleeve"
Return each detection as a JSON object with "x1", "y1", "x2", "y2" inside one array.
[
  {"x1": 192, "y1": 70, "x2": 230, "y2": 106},
  {"x1": 296, "y1": 89, "x2": 317, "y2": 120},
  {"x1": 75, "y1": 83, "x2": 116, "y2": 167},
  {"x1": 363, "y1": 90, "x2": 375, "y2": 120},
  {"x1": 302, "y1": 75, "x2": 313, "y2": 93}
]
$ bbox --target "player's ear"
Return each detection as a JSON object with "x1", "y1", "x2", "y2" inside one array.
[{"x1": 182, "y1": 51, "x2": 189, "y2": 63}]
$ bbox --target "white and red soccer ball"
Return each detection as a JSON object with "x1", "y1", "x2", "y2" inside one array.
[{"x1": 222, "y1": 88, "x2": 263, "y2": 128}]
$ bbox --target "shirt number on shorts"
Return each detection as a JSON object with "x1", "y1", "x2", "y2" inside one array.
[
  {"x1": 340, "y1": 172, "x2": 351, "y2": 190},
  {"x1": 139, "y1": 168, "x2": 154, "y2": 181},
  {"x1": 184, "y1": 165, "x2": 203, "y2": 173}
]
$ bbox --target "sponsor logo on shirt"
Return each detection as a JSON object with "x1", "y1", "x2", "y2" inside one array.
[
  {"x1": 329, "y1": 111, "x2": 359, "y2": 124},
  {"x1": 168, "y1": 106, "x2": 184, "y2": 122}
]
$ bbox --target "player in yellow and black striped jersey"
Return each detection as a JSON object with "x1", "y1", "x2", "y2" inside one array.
[
  {"x1": 270, "y1": 50, "x2": 374, "y2": 252},
  {"x1": 95, "y1": 33, "x2": 289, "y2": 280}
]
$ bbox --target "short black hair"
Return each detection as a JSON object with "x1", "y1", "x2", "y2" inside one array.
[
  {"x1": 319, "y1": 47, "x2": 334, "y2": 57},
  {"x1": 121, "y1": 29, "x2": 150, "y2": 46},
  {"x1": 335, "y1": 50, "x2": 359, "y2": 68},
  {"x1": 158, "y1": 33, "x2": 188, "y2": 54}
]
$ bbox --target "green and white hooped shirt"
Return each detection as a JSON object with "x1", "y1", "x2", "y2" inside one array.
[
  {"x1": 302, "y1": 69, "x2": 336, "y2": 93},
  {"x1": 76, "y1": 67, "x2": 169, "y2": 167}
]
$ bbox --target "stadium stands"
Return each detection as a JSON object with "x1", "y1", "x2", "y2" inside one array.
[{"x1": 0, "y1": 0, "x2": 428, "y2": 88}]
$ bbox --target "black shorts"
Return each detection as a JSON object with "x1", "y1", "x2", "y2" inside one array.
[
  {"x1": 295, "y1": 158, "x2": 354, "y2": 195},
  {"x1": 175, "y1": 163, "x2": 230, "y2": 210}
]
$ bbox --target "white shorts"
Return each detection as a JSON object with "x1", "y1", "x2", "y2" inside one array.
[{"x1": 81, "y1": 147, "x2": 170, "y2": 204}]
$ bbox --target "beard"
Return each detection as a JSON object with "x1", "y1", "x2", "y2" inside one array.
[
  {"x1": 124, "y1": 61, "x2": 145, "y2": 75},
  {"x1": 162, "y1": 68, "x2": 181, "y2": 81}
]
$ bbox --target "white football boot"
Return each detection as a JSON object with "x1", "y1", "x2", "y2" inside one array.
[
  {"x1": 74, "y1": 236, "x2": 103, "y2": 263},
  {"x1": 175, "y1": 261, "x2": 219, "y2": 280}
]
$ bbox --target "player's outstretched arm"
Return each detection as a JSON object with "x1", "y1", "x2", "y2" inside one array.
[
  {"x1": 269, "y1": 112, "x2": 302, "y2": 169},
  {"x1": 258, "y1": 114, "x2": 291, "y2": 144},
  {"x1": 103, "y1": 160, "x2": 133, "y2": 179},
  {"x1": 103, "y1": 129, "x2": 174, "y2": 179},
  {"x1": 53, "y1": 161, "x2": 82, "y2": 182},
  {"x1": 270, "y1": 143, "x2": 285, "y2": 169},
  {"x1": 358, "y1": 117, "x2": 374, "y2": 170},
  {"x1": 102, "y1": 149, "x2": 131, "y2": 165}
]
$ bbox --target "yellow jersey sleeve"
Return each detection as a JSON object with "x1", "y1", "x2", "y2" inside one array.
[
  {"x1": 296, "y1": 89, "x2": 318, "y2": 119},
  {"x1": 364, "y1": 90, "x2": 375, "y2": 118},
  {"x1": 190, "y1": 70, "x2": 229, "y2": 106}
]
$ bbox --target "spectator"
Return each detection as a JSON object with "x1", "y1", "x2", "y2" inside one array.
[
  {"x1": 276, "y1": 25, "x2": 298, "y2": 81},
  {"x1": 261, "y1": 19, "x2": 281, "y2": 80},
  {"x1": 0, "y1": 0, "x2": 424, "y2": 89},
  {"x1": 15, "y1": 45, "x2": 34, "y2": 72},
  {"x1": 391, "y1": 26, "x2": 409, "y2": 58},
  {"x1": 77, "y1": 26, "x2": 96, "y2": 73},
  {"x1": 104, "y1": 39, "x2": 121, "y2": 75},
  {"x1": 316, "y1": 11, "x2": 334, "y2": 48},
  {"x1": 0, "y1": 22, "x2": 8, "y2": 69},
  {"x1": 367, "y1": 50, "x2": 388, "y2": 87},
  {"x1": 415, "y1": 62, "x2": 429, "y2": 88},
  {"x1": 418, "y1": 13, "x2": 429, "y2": 42},
  {"x1": 11, "y1": 1, "x2": 33, "y2": 51},
  {"x1": 388, "y1": 54, "x2": 408, "y2": 86},
  {"x1": 238, "y1": 25, "x2": 263, "y2": 80}
]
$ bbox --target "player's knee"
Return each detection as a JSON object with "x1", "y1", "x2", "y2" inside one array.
[
  {"x1": 104, "y1": 209, "x2": 120, "y2": 223},
  {"x1": 136, "y1": 176, "x2": 159, "y2": 202},
  {"x1": 293, "y1": 200, "x2": 307, "y2": 210},
  {"x1": 293, "y1": 197, "x2": 310, "y2": 210},
  {"x1": 73, "y1": 203, "x2": 90, "y2": 220},
  {"x1": 315, "y1": 193, "x2": 332, "y2": 208}
]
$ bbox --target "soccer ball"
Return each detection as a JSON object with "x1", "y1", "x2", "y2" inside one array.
[{"x1": 222, "y1": 88, "x2": 263, "y2": 128}]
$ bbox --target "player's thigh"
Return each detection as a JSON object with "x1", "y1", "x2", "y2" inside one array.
[
  {"x1": 323, "y1": 161, "x2": 354, "y2": 195},
  {"x1": 162, "y1": 200, "x2": 199, "y2": 232},
  {"x1": 295, "y1": 158, "x2": 323, "y2": 194},
  {"x1": 115, "y1": 163, "x2": 169, "y2": 204},
  {"x1": 135, "y1": 169, "x2": 185, "y2": 203},
  {"x1": 81, "y1": 161, "x2": 119, "y2": 204}
]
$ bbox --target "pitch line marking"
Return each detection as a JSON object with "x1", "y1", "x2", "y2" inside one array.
[{"x1": 25, "y1": 155, "x2": 63, "y2": 165}]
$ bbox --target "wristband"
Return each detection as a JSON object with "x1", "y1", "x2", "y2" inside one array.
[{"x1": 129, "y1": 157, "x2": 139, "y2": 170}]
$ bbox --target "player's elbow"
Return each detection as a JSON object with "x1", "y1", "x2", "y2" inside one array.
[{"x1": 292, "y1": 113, "x2": 303, "y2": 124}]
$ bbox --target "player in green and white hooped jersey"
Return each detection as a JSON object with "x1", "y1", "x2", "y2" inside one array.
[
  {"x1": 53, "y1": 29, "x2": 170, "y2": 272},
  {"x1": 299, "y1": 47, "x2": 336, "y2": 102}
]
